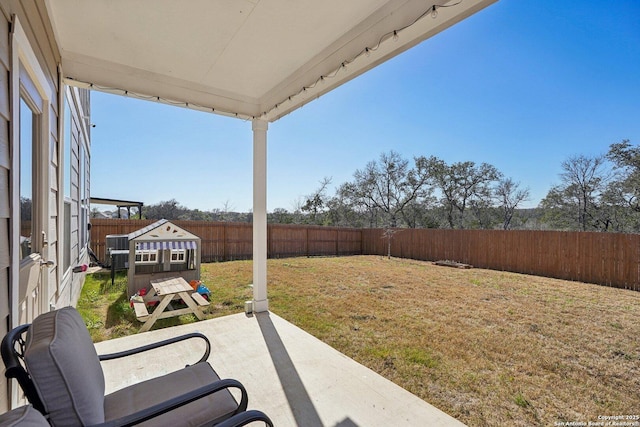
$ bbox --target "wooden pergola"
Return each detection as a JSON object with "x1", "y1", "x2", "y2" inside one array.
[{"x1": 90, "y1": 197, "x2": 143, "y2": 219}]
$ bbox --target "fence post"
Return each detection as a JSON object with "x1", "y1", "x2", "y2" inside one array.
[{"x1": 222, "y1": 222, "x2": 227, "y2": 262}]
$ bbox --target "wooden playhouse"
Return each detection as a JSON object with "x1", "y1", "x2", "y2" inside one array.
[{"x1": 126, "y1": 219, "x2": 201, "y2": 295}]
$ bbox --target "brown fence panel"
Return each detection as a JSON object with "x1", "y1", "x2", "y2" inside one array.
[
  {"x1": 337, "y1": 229, "x2": 363, "y2": 256},
  {"x1": 91, "y1": 220, "x2": 364, "y2": 263},
  {"x1": 221, "y1": 223, "x2": 253, "y2": 261},
  {"x1": 361, "y1": 228, "x2": 385, "y2": 256},
  {"x1": 307, "y1": 227, "x2": 337, "y2": 256},
  {"x1": 191, "y1": 221, "x2": 227, "y2": 262},
  {"x1": 267, "y1": 225, "x2": 362, "y2": 258},
  {"x1": 269, "y1": 225, "x2": 308, "y2": 258},
  {"x1": 363, "y1": 228, "x2": 640, "y2": 291}
]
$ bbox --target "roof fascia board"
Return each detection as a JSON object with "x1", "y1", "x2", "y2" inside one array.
[
  {"x1": 90, "y1": 197, "x2": 144, "y2": 207},
  {"x1": 62, "y1": 52, "x2": 262, "y2": 119}
]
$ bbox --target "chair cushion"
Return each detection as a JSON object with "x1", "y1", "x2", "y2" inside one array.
[
  {"x1": 24, "y1": 307, "x2": 106, "y2": 426},
  {"x1": 104, "y1": 362, "x2": 239, "y2": 427},
  {"x1": 0, "y1": 406, "x2": 49, "y2": 427}
]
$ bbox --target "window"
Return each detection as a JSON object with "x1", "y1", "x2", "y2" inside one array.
[
  {"x1": 170, "y1": 249, "x2": 186, "y2": 263},
  {"x1": 135, "y1": 250, "x2": 158, "y2": 264},
  {"x1": 62, "y1": 92, "x2": 73, "y2": 272},
  {"x1": 19, "y1": 97, "x2": 37, "y2": 260},
  {"x1": 79, "y1": 143, "x2": 88, "y2": 246},
  {"x1": 63, "y1": 95, "x2": 71, "y2": 199}
]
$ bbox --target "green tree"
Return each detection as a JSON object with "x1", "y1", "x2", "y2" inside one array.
[
  {"x1": 301, "y1": 177, "x2": 332, "y2": 225},
  {"x1": 539, "y1": 185, "x2": 577, "y2": 230},
  {"x1": 426, "y1": 157, "x2": 501, "y2": 229},
  {"x1": 144, "y1": 199, "x2": 189, "y2": 220},
  {"x1": 268, "y1": 208, "x2": 294, "y2": 224},
  {"x1": 607, "y1": 139, "x2": 640, "y2": 212}
]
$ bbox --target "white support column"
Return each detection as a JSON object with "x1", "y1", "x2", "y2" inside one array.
[{"x1": 252, "y1": 119, "x2": 269, "y2": 312}]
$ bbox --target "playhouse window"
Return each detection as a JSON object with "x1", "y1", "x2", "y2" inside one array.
[
  {"x1": 170, "y1": 249, "x2": 186, "y2": 263},
  {"x1": 135, "y1": 250, "x2": 158, "y2": 264}
]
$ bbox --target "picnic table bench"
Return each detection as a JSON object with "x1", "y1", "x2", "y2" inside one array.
[{"x1": 136, "y1": 276, "x2": 209, "y2": 332}]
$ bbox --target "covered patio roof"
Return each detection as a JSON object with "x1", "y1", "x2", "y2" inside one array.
[
  {"x1": 45, "y1": 0, "x2": 496, "y2": 122},
  {"x1": 43, "y1": 0, "x2": 497, "y2": 312}
]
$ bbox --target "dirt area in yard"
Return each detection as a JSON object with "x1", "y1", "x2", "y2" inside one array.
[{"x1": 203, "y1": 256, "x2": 640, "y2": 427}]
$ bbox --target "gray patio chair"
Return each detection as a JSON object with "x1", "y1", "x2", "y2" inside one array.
[
  {"x1": 0, "y1": 405, "x2": 49, "y2": 427},
  {"x1": 1, "y1": 307, "x2": 273, "y2": 427}
]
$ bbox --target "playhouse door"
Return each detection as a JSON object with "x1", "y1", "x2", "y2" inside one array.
[{"x1": 162, "y1": 249, "x2": 171, "y2": 271}]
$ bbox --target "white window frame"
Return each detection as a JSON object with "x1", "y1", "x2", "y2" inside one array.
[
  {"x1": 61, "y1": 89, "x2": 73, "y2": 275},
  {"x1": 135, "y1": 250, "x2": 158, "y2": 264},
  {"x1": 170, "y1": 249, "x2": 186, "y2": 263},
  {"x1": 79, "y1": 143, "x2": 88, "y2": 247}
]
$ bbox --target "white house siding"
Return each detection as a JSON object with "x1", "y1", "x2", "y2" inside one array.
[
  {"x1": 0, "y1": 0, "x2": 91, "y2": 411},
  {"x1": 57, "y1": 85, "x2": 91, "y2": 308},
  {"x1": 0, "y1": 5, "x2": 12, "y2": 413},
  {"x1": 47, "y1": 97, "x2": 59, "y2": 306}
]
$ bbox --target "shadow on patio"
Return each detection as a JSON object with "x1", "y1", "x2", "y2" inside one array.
[{"x1": 94, "y1": 312, "x2": 465, "y2": 427}]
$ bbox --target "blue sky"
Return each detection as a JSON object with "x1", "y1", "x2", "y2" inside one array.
[{"x1": 90, "y1": 0, "x2": 640, "y2": 213}]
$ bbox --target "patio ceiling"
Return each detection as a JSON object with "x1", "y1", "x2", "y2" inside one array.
[{"x1": 45, "y1": 0, "x2": 496, "y2": 122}]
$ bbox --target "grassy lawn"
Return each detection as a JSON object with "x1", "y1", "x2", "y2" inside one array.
[{"x1": 78, "y1": 256, "x2": 640, "y2": 426}]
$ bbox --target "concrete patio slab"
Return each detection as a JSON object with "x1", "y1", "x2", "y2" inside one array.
[{"x1": 94, "y1": 312, "x2": 465, "y2": 427}]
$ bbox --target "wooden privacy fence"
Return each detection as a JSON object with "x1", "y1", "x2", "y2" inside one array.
[
  {"x1": 90, "y1": 219, "x2": 640, "y2": 291},
  {"x1": 362, "y1": 228, "x2": 640, "y2": 291},
  {"x1": 90, "y1": 219, "x2": 362, "y2": 264}
]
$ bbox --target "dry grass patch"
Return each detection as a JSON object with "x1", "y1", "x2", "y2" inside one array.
[
  {"x1": 205, "y1": 256, "x2": 640, "y2": 427},
  {"x1": 81, "y1": 256, "x2": 639, "y2": 426}
]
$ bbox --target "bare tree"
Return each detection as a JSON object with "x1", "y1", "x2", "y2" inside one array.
[
  {"x1": 289, "y1": 197, "x2": 306, "y2": 224},
  {"x1": 221, "y1": 200, "x2": 235, "y2": 221},
  {"x1": 541, "y1": 154, "x2": 611, "y2": 231},
  {"x1": 495, "y1": 178, "x2": 530, "y2": 230},
  {"x1": 337, "y1": 181, "x2": 381, "y2": 227},
  {"x1": 342, "y1": 151, "x2": 432, "y2": 228},
  {"x1": 560, "y1": 154, "x2": 610, "y2": 231},
  {"x1": 301, "y1": 177, "x2": 332, "y2": 224},
  {"x1": 20, "y1": 197, "x2": 32, "y2": 221},
  {"x1": 381, "y1": 228, "x2": 402, "y2": 259}
]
